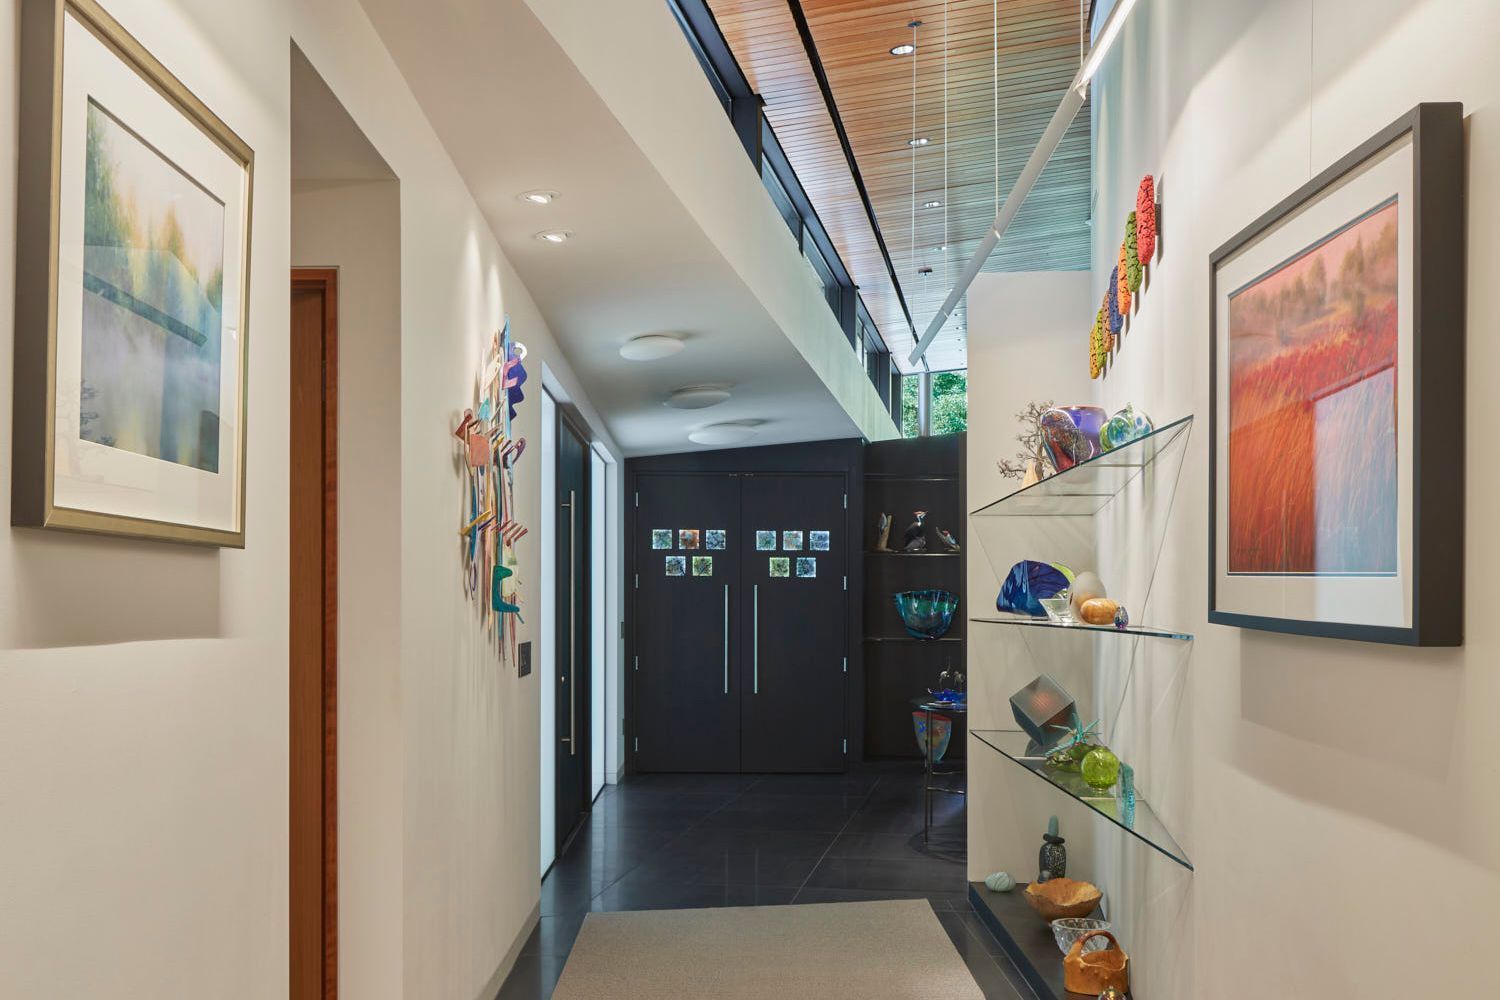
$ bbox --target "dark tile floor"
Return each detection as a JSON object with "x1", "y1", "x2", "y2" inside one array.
[{"x1": 497, "y1": 762, "x2": 1035, "y2": 999}]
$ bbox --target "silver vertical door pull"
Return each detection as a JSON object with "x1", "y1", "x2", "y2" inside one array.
[
  {"x1": 723, "y1": 584, "x2": 730, "y2": 695},
  {"x1": 752, "y1": 584, "x2": 759, "y2": 694},
  {"x1": 567, "y1": 489, "x2": 577, "y2": 756}
]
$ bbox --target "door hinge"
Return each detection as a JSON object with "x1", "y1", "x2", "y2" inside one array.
[
  {"x1": 619, "y1": 621, "x2": 625, "y2": 639},
  {"x1": 634, "y1": 573, "x2": 639, "y2": 589},
  {"x1": 635, "y1": 491, "x2": 640, "y2": 507},
  {"x1": 842, "y1": 656, "x2": 847, "y2": 674},
  {"x1": 634, "y1": 737, "x2": 639, "y2": 752},
  {"x1": 843, "y1": 575, "x2": 848, "y2": 591},
  {"x1": 842, "y1": 493, "x2": 848, "y2": 510},
  {"x1": 842, "y1": 738, "x2": 848, "y2": 754},
  {"x1": 633, "y1": 655, "x2": 639, "y2": 672}
]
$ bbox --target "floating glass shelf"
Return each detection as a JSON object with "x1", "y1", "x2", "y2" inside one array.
[
  {"x1": 972, "y1": 612, "x2": 1192, "y2": 642},
  {"x1": 865, "y1": 551, "x2": 960, "y2": 557},
  {"x1": 971, "y1": 729, "x2": 1192, "y2": 871},
  {"x1": 971, "y1": 415, "x2": 1193, "y2": 518}
]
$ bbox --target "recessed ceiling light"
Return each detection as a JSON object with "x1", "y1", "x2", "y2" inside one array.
[
  {"x1": 908, "y1": 137, "x2": 930, "y2": 147},
  {"x1": 923, "y1": 200, "x2": 943, "y2": 209},
  {"x1": 889, "y1": 43, "x2": 916, "y2": 56},
  {"x1": 518, "y1": 190, "x2": 559, "y2": 205},
  {"x1": 619, "y1": 333, "x2": 684, "y2": 361},
  {"x1": 535, "y1": 229, "x2": 573, "y2": 243},
  {"x1": 665, "y1": 385, "x2": 732, "y2": 410},
  {"x1": 688, "y1": 421, "x2": 761, "y2": 446}
]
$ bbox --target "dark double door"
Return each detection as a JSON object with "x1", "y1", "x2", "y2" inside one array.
[
  {"x1": 635, "y1": 473, "x2": 848, "y2": 773},
  {"x1": 555, "y1": 415, "x2": 591, "y2": 851}
]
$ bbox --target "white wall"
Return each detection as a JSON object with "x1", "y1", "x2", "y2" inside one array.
[
  {"x1": 1, "y1": 0, "x2": 621, "y2": 996},
  {"x1": 970, "y1": 1, "x2": 1500, "y2": 997},
  {"x1": 292, "y1": 176, "x2": 404, "y2": 1000}
]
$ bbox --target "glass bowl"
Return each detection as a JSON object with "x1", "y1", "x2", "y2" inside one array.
[
  {"x1": 892, "y1": 589, "x2": 960, "y2": 639},
  {"x1": 1038, "y1": 596, "x2": 1073, "y2": 624},
  {"x1": 1051, "y1": 917, "x2": 1112, "y2": 955}
]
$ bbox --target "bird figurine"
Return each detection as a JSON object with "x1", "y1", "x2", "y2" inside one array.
[
  {"x1": 902, "y1": 510, "x2": 928, "y2": 552},
  {"x1": 876, "y1": 512, "x2": 894, "y2": 552},
  {"x1": 937, "y1": 527, "x2": 960, "y2": 552}
]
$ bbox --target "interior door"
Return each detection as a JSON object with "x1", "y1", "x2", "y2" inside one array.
[
  {"x1": 555, "y1": 414, "x2": 591, "y2": 849},
  {"x1": 739, "y1": 474, "x2": 848, "y2": 772},
  {"x1": 634, "y1": 473, "x2": 742, "y2": 772}
]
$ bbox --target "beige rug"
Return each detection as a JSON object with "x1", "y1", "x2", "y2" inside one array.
[{"x1": 551, "y1": 899, "x2": 985, "y2": 999}]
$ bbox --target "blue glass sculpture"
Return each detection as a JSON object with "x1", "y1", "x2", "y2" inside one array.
[
  {"x1": 997, "y1": 560, "x2": 1073, "y2": 617},
  {"x1": 1099, "y1": 404, "x2": 1154, "y2": 452},
  {"x1": 893, "y1": 590, "x2": 960, "y2": 639}
]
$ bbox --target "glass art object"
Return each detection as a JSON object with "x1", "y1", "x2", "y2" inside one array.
[
  {"x1": 664, "y1": 556, "x2": 686, "y2": 577},
  {"x1": 810, "y1": 530, "x2": 830, "y2": 551},
  {"x1": 1081, "y1": 747, "x2": 1121, "y2": 792},
  {"x1": 679, "y1": 529, "x2": 701, "y2": 550},
  {"x1": 768, "y1": 557, "x2": 790, "y2": 578},
  {"x1": 1039, "y1": 407, "x2": 1096, "y2": 472},
  {"x1": 1120, "y1": 765, "x2": 1137, "y2": 827},
  {"x1": 651, "y1": 529, "x2": 672, "y2": 549},
  {"x1": 893, "y1": 589, "x2": 960, "y2": 640},
  {"x1": 705, "y1": 529, "x2": 726, "y2": 550},
  {"x1": 1099, "y1": 404, "x2": 1154, "y2": 452},
  {"x1": 1039, "y1": 596, "x2": 1073, "y2": 624},
  {"x1": 997, "y1": 559, "x2": 1073, "y2": 617},
  {"x1": 756, "y1": 530, "x2": 776, "y2": 551},
  {"x1": 1113, "y1": 605, "x2": 1130, "y2": 630},
  {"x1": 1136, "y1": 174, "x2": 1157, "y2": 262},
  {"x1": 691, "y1": 556, "x2": 713, "y2": 577},
  {"x1": 1039, "y1": 816, "x2": 1067, "y2": 880},
  {"x1": 1010, "y1": 675, "x2": 1079, "y2": 750},
  {"x1": 782, "y1": 530, "x2": 804, "y2": 551},
  {"x1": 911, "y1": 711, "x2": 953, "y2": 762},
  {"x1": 795, "y1": 557, "x2": 816, "y2": 578},
  {"x1": 901, "y1": 510, "x2": 928, "y2": 552},
  {"x1": 937, "y1": 528, "x2": 960, "y2": 552},
  {"x1": 1052, "y1": 918, "x2": 1112, "y2": 957},
  {"x1": 1068, "y1": 571, "x2": 1108, "y2": 619}
]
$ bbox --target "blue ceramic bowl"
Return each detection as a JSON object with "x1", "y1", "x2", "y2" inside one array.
[{"x1": 893, "y1": 589, "x2": 960, "y2": 640}]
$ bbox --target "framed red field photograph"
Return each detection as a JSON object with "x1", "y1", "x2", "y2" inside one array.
[{"x1": 1209, "y1": 103, "x2": 1465, "y2": 645}]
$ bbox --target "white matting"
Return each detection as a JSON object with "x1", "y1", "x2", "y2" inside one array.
[{"x1": 552, "y1": 898, "x2": 986, "y2": 999}]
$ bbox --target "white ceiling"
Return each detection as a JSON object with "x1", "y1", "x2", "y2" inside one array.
[{"x1": 356, "y1": 0, "x2": 869, "y2": 457}]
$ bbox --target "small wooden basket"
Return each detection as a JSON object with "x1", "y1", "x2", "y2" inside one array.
[{"x1": 1063, "y1": 929, "x2": 1129, "y2": 996}]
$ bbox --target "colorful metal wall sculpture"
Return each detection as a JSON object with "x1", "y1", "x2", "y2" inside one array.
[
  {"x1": 1091, "y1": 175, "x2": 1159, "y2": 379},
  {"x1": 453, "y1": 318, "x2": 529, "y2": 664}
]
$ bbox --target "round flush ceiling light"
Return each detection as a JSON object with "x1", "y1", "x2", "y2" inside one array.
[
  {"x1": 923, "y1": 200, "x2": 943, "y2": 209},
  {"x1": 665, "y1": 385, "x2": 732, "y2": 410},
  {"x1": 688, "y1": 421, "x2": 761, "y2": 446},
  {"x1": 907, "y1": 136, "x2": 930, "y2": 148},
  {"x1": 534, "y1": 229, "x2": 573, "y2": 244},
  {"x1": 518, "y1": 190, "x2": 559, "y2": 205},
  {"x1": 619, "y1": 334, "x2": 684, "y2": 362},
  {"x1": 889, "y1": 43, "x2": 916, "y2": 56}
]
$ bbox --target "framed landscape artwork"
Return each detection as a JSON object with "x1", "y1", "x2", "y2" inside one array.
[
  {"x1": 13, "y1": 0, "x2": 253, "y2": 545},
  {"x1": 1209, "y1": 103, "x2": 1464, "y2": 645}
]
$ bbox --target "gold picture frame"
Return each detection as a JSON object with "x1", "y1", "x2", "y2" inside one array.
[{"x1": 13, "y1": 0, "x2": 254, "y2": 546}]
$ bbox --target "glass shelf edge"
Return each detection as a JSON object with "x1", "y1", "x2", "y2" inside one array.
[
  {"x1": 970, "y1": 614, "x2": 1193, "y2": 642},
  {"x1": 970, "y1": 729, "x2": 1194, "y2": 872},
  {"x1": 970, "y1": 414, "x2": 1194, "y2": 518}
]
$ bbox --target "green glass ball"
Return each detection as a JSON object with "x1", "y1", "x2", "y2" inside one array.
[{"x1": 1081, "y1": 747, "x2": 1121, "y2": 791}]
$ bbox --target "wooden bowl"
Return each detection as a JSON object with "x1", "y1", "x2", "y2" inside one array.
[{"x1": 1023, "y1": 878, "x2": 1102, "y2": 921}]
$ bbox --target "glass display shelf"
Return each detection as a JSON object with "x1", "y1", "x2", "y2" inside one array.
[
  {"x1": 866, "y1": 551, "x2": 960, "y2": 557},
  {"x1": 864, "y1": 635, "x2": 964, "y2": 643},
  {"x1": 972, "y1": 612, "x2": 1192, "y2": 642},
  {"x1": 971, "y1": 729, "x2": 1193, "y2": 871},
  {"x1": 971, "y1": 415, "x2": 1193, "y2": 518}
]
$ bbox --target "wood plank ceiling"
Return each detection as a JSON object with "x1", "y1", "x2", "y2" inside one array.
[{"x1": 709, "y1": 0, "x2": 1092, "y2": 373}]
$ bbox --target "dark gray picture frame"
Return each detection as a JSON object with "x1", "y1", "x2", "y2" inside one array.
[{"x1": 1208, "y1": 102, "x2": 1465, "y2": 646}]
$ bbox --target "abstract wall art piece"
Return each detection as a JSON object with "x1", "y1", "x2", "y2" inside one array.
[
  {"x1": 13, "y1": 0, "x2": 254, "y2": 544},
  {"x1": 782, "y1": 530, "x2": 803, "y2": 551},
  {"x1": 679, "y1": 529, "x2": 701, "y2": 550},
  {"x1": 665, "y1": 556, "x2": 687, "y2": 577},
  {"x1": 769, "y1": 557, "x2": 790, "y2": 578},
  {"x1": 756, "y1": 530, "x2": 777, "y2": 551},
  {"x1": 705, "y1": 529, "x2": 727, "y2": 550},
  {"x1": 652, "y1": 529, "x2": 673, "y2": 549},
  {"x1": 795, "y1": 557, "x2": 816, "y2": 579},
  {"x1": 809, "y1": 530, "x2": 830, "y2": 551},
  {"x1": 692, "y1": 556, "x2": 713, "y2": 577},
  {"x1": 1210, "y1": 103, "x2": 1464, "y2": 645},
  {"x1": 454, "y1": 315, "x2": 529, "y2": 665},
  {"x1": 1089, "y1": 174, "x2": 1161, "y2": 380}
]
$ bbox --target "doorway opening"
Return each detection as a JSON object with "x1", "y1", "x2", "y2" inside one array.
[{"x1": 290, "y1": 45, "x2": 400, "y2": 1000}]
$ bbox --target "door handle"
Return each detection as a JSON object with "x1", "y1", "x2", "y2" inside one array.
[
  {"x1": 565, "y1": 489, "x2": 577, "y2": 756},
  {"x1": 723, "y1": 584, "x2": 730, "y2": 695},
  {"x1": 752, "y1": 583, "x2": 759, "y2": 695}
]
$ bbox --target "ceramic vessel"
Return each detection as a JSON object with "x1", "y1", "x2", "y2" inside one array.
[
  {"x1": 984, "y1": 871, "x2": 1016, "y2": 893},
  {"x1": 1064, "y1": 931, "x2": 1129, "y2": 997},
  {"x1": 1024, "y1": 877, "x2": 1102, "y2": 921},
  {"x1": 1069, "y1": 572, "x2": 1108, "y2": 619}
]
